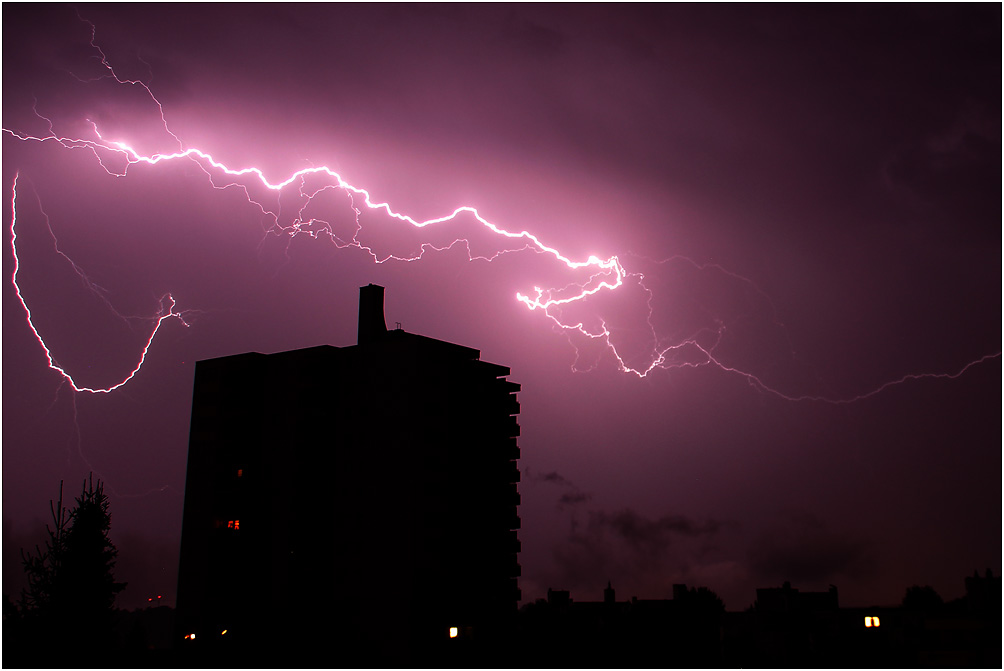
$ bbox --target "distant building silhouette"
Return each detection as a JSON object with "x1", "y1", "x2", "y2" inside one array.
[
  {"x1": 516, "y1": 579, "x2": 999, "y2": 667},
  {"x1": 722, "y1": 576, "x2": 1001, "y2": 667},
  {"x1": 518, "y1": 583, "x2": 726, "y2": 666},
  {"x1": 176, "y1": 285, "x2": 521, "y2": 665},
  {"x1": 725, "y1": 581, "x2": 842, "y2": 666}
]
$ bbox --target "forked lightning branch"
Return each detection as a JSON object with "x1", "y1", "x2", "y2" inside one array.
[{"x1": 3, "y1": 16, "x2": 998, "y2": 398}]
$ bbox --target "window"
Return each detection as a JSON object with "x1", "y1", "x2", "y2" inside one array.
[
  {"x1": 449, "y1": 627, "x2": 458, "y2": 639},
  {"x1": 228, "y1": 520, "x2": 240, "y2": 530},
  {"x1": 864, "y1": 616, "x2": 881, "y2": 627}
]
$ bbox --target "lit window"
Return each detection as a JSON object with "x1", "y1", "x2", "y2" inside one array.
[
  {"x1": 237, "y1": 469, "x2": 243, "y2": 478},
  {"x1": 449, "y1": 627, "x2": 458, "y2": 638},
  {"x1": 221, "y1": 629, "x2": 228, "y2": 636},
  {"x1": 185, "y1": 633, "x2": 196, "y2": 640},
  {"x1": 228, "y1": 520, "x2": 240, "y2": 530},
  {"x1": 864, "y1": 616, "x2": 881, "y2": 627}
]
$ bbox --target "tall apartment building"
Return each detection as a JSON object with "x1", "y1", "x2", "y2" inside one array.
[{"x1": 176, "y1": 285, "x2": 521, "y2": 665}]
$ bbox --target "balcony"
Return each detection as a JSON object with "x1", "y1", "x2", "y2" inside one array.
[
  {"x1": 507, "y1": 530, "x2": 521, "y2": 553},
  {"x1": 503, "y1": 416, "x2": 520, "y2": 438}
]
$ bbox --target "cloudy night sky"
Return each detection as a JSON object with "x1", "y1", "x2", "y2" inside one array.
[{"x1": 3, "y1": 3, "x2": 1000, "y2": 612}]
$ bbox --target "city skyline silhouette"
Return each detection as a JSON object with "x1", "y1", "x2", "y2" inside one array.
[{"x1": 3, "y1": 4, "x2": 999, "y2": 634}]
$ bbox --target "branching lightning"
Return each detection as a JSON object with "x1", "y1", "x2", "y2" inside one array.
[
  {"x1": 9, "y1": 173, "x2": 194, "y2": 393},
  {"x1": 3, "y1": 16, "x2": 998, "y2": 403}
]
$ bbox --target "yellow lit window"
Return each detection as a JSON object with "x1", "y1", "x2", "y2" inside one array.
[
  {"x1": 449, "y1": 627, "x2": 459, "y2": 638},
  {"x1": 864, "y1": 616, "x2": 881, "y2": 627}
]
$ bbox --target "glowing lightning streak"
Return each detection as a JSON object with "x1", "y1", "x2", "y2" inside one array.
[
  {"x1": 0, "y1": 14, "x2": 747, "y2": 390},
  {"x1": 7, "y1": 113, "x2": 999, "y2": 398},
  {"x1": 9, "y1": 173, "x2": 191, "y2": 394},
  {"x1": 8, "y1": 122, "x2": 625, "y2": 279},
  {"x1": 5, "y1": 122, "x2": 628, "y2": 344},
  {"x1": 6, "y1": 110, "x2": 628, "y2": 394},
  {"x1": 3, "y1": 14, "x2": 998, "y2": 400}
]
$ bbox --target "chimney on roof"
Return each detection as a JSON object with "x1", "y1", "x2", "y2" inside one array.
[
  {"x1": 358, "y1": 284, "x2": 388, "y2": 345},
  {"x1": 604, "y1": 581, "x2": 616, "y2": 604}
]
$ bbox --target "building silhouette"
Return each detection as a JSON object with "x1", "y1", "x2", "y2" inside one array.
[
  {"x1": 519, "y1": 578, "x2": 1000, "y2": 668},
  {"x1": 517, "y1": 582, "x2": 726, "y2": 667},
  {"x1": 721, "y1": 576, "x2": 1001, "y2": 668},
  {"x1": 175, "y1": 284, "x2": 521, "y2": 665}
]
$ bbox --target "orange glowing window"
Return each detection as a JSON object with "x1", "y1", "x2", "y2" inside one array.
[
  {"x1": 864, "y1": 616, "x2": 881, "y2": 627},
  {"x1": 227, "y1": 520, "x2": 240, "y2": 530},
  {"x1": 449, "y1": 627, "x2": 459, "y2": 638}
]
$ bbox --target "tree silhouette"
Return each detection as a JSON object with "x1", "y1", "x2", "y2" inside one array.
[
  {"x1": 680, "y1": 585, "x2": 726, "y2": 613},
  {"x1": 902, "y1": 584, "x2": 943, "y2": 610},
  {"x1": 13, "y1": 476, "x2": 126, "y2": 660},
  {"x1": 18, "y1": 481, "x2": 71, "y2": 618}
]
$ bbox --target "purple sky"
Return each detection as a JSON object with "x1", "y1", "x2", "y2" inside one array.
[{"x1": 3, "y1": 4, "x2": 999, "y2": 612}]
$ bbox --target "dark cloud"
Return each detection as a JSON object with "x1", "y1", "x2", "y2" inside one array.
[
  {"x1": 558, "y1": 491, "x2": 591, "y2": 506},
  {"x1": 747, "y1": 512, "x2": 875, "y2": 586},
  {"x1": 536, "y1": 471, "x2": 569, "y2": 485},
  {"x1": 585, "y1": 509, "x2": 722, "y2": 562},
  {"x1": 601, "y1": 509, "x2": 721, "y2": 550},
  {"x1": 551, "y1": 525, "x2": 614, "y2": 592},
  {"x1": 548, "y1": 507, "x2": 730, "y2": 599},
  {"x1": 528, "y1": 469, "x2": 592, "y2": 509}
]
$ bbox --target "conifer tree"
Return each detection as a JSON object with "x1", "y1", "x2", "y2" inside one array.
[
  {"x1": 15, "y1": 475, "x2": 127, "y2": 658},
  {"x1": 18, "y1": 481, "x2": 70, "y2": 618}
]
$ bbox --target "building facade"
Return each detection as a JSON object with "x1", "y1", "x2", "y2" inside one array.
[{"x1": 176, "y1": 285, "x2": 521, "y2": 665}]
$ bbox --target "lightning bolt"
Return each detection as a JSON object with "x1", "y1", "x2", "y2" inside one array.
[
  {"x1": 3, "y1": 15, "x2": 998, "y2": 403},
  {"x1": 9, "y1": 173, "x2": 195, "y2": 394}
]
